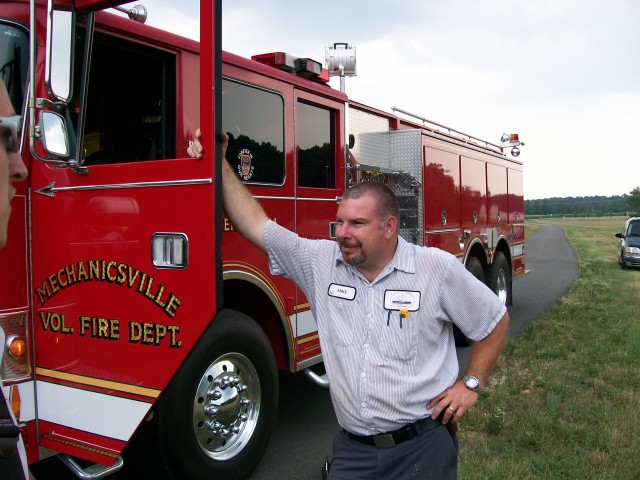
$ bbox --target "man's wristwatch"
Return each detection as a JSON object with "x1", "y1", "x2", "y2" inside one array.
[{"x1": 462, "y1": 375, "x2": 481, "y2": 393}]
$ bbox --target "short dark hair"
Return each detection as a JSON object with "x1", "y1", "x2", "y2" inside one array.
[{"x1": 342, "y1": 181, "x2": 400, "y2": 221}]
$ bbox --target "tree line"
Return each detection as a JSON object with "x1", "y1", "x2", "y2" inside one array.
[{"x1": 525, "y1": 187, "x2": 640, "y2": 217}]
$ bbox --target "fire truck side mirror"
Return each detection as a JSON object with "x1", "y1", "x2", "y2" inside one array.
[
  {"x1": 45, "y1": 6, "x2": 75, "y2": 102},
  {"x1": 39, "y1": 111, "x2": 70, "y2": 159}
]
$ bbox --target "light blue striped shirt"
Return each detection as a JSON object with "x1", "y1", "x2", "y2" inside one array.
[{"x1": 265, "y1": 220, "x2": 506, "y2": 435}]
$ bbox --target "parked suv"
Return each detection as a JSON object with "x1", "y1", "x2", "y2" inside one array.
[{"x1": 615, "y1": 216, "x2": 640, "y2": 269}]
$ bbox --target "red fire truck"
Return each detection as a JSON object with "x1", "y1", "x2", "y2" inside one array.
[{"x1": 0, "y1": 1, "x2": 524, "y2": 478}]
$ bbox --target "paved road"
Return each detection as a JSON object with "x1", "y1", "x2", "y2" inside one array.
[
  {"x1": 507, "y1": 224, "x2": 579, "y2": 337},
  {"x1": 31, "y1": 225, "x2": 578, "y2": 480}
]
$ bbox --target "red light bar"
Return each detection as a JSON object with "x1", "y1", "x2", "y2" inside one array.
[
  {"x1": 295, "y1": 58, "x2": 328, "y2": 80},
  {"x1": 252, "y1": 52, "x2": 330, "y2": 83},
  {"x1": 252, "y1": 52, "x2": 297, "y2": 72}
]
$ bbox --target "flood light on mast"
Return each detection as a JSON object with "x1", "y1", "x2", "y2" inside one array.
[{"x1": 325, "y1": 43, "x2": 356, "y2": 92}]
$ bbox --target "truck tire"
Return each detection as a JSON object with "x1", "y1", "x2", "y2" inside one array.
[
  {"x1": 155, "y1": 309, "x2": 278, "y2": 480},
  {"x1": 488, "y1": 251, "x2": 510, "y2": 305},
  {"x1": 454, "y1": 257, "x2": 486, "y2": 346}
]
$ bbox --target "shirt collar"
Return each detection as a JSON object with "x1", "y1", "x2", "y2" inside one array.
[
  {"x1": 333, "y1": 236, "x2": 416, "y2": 276},
  {"x1": 388, "y1": 236, "x2": 416, "y2": 274}
]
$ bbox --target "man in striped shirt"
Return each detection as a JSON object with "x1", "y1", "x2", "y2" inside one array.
[{"x1": 190, "y1": 131, "x2": 509, "y2": 479}]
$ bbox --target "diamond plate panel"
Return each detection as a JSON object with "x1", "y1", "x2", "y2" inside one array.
[
  {"x1": 349, "y1": 108, "x2": 389, "y2": 168},
  {"x1": 348, "y1": 109, "x2": 424, "y2": 245}
]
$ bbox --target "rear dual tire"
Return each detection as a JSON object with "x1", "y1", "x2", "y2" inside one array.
[{"x1": 456, "y1": 253, "x2": 510, "y2": 346}]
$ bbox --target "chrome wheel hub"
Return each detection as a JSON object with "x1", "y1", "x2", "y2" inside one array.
[
  {"x1": 496, "y1": 268, "x2": 508, "y2": 304},
  {"x1": 193, "y1": 353, "x2": 260, "y2": 460}
]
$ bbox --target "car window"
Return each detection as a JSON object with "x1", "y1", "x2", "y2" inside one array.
[{"x1": 628, "y1": 222, "x2": 640, "y2": 236}]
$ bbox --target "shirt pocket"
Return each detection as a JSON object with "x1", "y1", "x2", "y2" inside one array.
[
  {"x1": 323, "y1": 297, "x2": 356, "y2": 348},
  {"x1": 379, "y1": 311, "x2": 419, "y2": 361}
]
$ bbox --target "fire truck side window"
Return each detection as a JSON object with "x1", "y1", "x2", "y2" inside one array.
[
  {"x1": 221, "y1": 79, "x2": 285, "y2": 184},
  {"x1": 82, "y1": 32, "x2": 176, "y2": 165},
  {"x1": 297, "y1": 102, "x2": 335, "y2": 189},
  {"x1": 0, "y1": 22, "x2": 29, "y2": 116}
]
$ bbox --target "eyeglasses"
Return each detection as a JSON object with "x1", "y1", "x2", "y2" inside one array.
[{"x1": 0, "y1": 115, "x2": 22, "y2": 153}]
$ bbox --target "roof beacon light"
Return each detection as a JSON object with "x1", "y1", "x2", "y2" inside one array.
[{"x1": 500, "y1": 133, "x2": 525, "y2": 157}]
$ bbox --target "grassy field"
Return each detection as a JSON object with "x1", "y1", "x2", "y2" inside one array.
[{"x1": 458, "y1": 217, "x2": 640, "y2": 479}]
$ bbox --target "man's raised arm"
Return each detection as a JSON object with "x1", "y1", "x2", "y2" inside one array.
[{"x1": 189, "y1": 129, "x2": 268, "y2": 251}]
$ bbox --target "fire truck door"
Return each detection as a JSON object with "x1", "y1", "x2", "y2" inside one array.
[
  {"x1": 293, "y1": 94, "x2": 345, "y2": 363},
  {"x1": 29, "y1": 1, "x2": 221, "y2": 464}
]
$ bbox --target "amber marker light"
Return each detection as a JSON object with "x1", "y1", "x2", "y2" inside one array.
[
  {"x1": 10, "y1": 384, "x2": 22, "y2": 421},
  {"x1": 7, "y1": 334, "x2": 27, "y2": 360}
]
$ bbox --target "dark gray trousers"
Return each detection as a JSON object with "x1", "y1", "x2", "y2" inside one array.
[{"x1": 327, "y1": 424, "x2": 458, "y2": 480}]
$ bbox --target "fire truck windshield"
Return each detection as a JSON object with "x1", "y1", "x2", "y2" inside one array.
[{"x1": 0, "y1": 22, "x2": 29, "y2": 115}]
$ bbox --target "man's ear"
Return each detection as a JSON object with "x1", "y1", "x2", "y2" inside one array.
[{"x1": 385, "y1": 215, "x2": 398, "y2": 238}]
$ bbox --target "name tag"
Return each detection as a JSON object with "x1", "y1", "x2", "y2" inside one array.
[
  {"x1": 384, "y1": 290, "x2": 421, "y2": 311},
  {"x1": 328, "y1": 283, "x2": 356, "y2": 300}
]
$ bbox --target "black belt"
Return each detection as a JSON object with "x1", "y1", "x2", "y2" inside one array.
[{"x1": 345, "y1": 417, "x2": 440, "y2": 448}]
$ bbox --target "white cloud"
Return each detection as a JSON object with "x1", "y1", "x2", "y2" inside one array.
[{"x1": 133, "y1": 0, "x2": 640, "y2": 198}]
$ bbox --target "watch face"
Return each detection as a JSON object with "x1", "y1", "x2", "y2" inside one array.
[{"x1": 464, "y1": 376, "x2": 480, "y2": 390}]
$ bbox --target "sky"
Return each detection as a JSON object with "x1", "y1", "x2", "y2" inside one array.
[{"x1": 114, "y1": 0, "x2": 640, "y2": 200}]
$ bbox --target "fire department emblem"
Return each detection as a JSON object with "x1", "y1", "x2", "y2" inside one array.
[{"x1": 237, "y1": 149, "x2": 254, "y2": 181}]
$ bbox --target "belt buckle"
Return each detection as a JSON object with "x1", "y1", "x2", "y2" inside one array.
[{"x1": 372, "y1": 433, "x2": 396, "y2": 448}]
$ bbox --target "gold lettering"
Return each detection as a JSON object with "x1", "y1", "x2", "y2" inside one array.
[
  {"x1": 137, "y1": 273, "x2": 148, "y2": 293},
  {"x1": 80, "y1": 316, "x2": 91, "y2": 336},
  {"x1": 36, "y1": 261, "x2": 181, "y2": 317},
  {"x1": 127, "y1": 321, "x2": 180, "y2": 347},
  {"x1": 106, "y1": 261, "x2": 117, "y2": 282},
  {"x1": 48, "y1": 273, "x2": 60, "y2": 294},
  {"x1": 111, "y1": 320, "x2": 120, "y2": 340},
  {"x1": 57, "y1": 267, "x2": 68, "y2": 288},
  {"x1": 164, "y1": 294, "x2": 181, "y2": 318},
  {"x1": 142, "y1": 323, "x2": 154, "y2": 344},
  {"x1": 66, "y1": 264, "x2": 77, "y2": 285},
  {"x1": 89, "y1": 260, "x2": 100, "y2": 280},
  {"x1": 36, "y1": 283, "x2": 51, "y2": 305},
  {"x1": 77, "y1": 261, "x2": 88, "y2": 281},
  {"x1": 144, "y1": 276, "x2": 156, "y2": 300},
  {"x1": 38, "y1": 311, "x2": 51, "y2": 330},
  {"x1": 154, "y1": 284, "x2": 167, "y2": 308},
  {"x1": 116, "y1": 263, "x2": 127, "y2": 284},
  {"x1": 129, "y1": 321, "x2": 142, "y2": 342},
  {"x1": 167, "y1": 325, "x2": 181, "y2": 347},
  {"x1": 79, "y1": 316, "x2": 119, "y2": 339},
  {"x1": 154, "y1": 324, "x2": 167, "y2": 345},
  {"x1": 98, "y1": 318, "x2": 109, "y2": 337},
  {"x1": 127, "y1": 266, "x2": 140, "y2": 288},
  {"x1": 38, "y1": 312, "x2": 73, "y2": 334}
]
